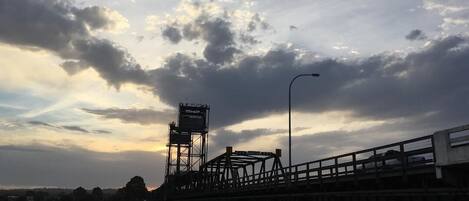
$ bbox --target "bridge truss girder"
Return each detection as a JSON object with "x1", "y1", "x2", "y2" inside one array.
[{"x1": 191, "y1": 147, "x2": 287, "y2": 192}]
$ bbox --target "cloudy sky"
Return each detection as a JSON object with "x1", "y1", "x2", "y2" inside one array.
[{"x1": 1, "y1": 0, "x2": 469, "y2": 189}]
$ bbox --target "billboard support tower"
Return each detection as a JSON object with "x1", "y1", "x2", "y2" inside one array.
[{"x1": 165, "y1": 103, "x2": 210, "y2": 189}]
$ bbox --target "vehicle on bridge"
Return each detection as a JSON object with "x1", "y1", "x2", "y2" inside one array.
[{"x1": 357, "y1": 149, "x2": 427, "y2": 172}]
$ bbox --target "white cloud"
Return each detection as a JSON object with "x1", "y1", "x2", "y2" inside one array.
[
  {"x1": 145, "y1": 15, "x2": 160, "y2": 31},
  {"x1": 102, "y1": 7, "x2": 130, "y2": 33},
  {"x1": 423, "y1": 0, "x2": 469, "y2": 31},
  {"x1": 423, "y1": 0, "x2": 469, "y2": 15},
  {"x1": 349, "y1": 50, "x2": 360, "y2": 55},
  {"x1": 225, "y1": 111, "x2": 386, "y2": 136}
]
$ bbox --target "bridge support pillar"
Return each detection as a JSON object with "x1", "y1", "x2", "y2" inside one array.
[{"x1": 434, "y1": 124, "x2": 469, "y2": 186}]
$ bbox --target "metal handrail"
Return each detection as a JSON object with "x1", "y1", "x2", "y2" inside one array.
[{"x1": 192, "y1": 135, "x2": 435, "y2": 192}]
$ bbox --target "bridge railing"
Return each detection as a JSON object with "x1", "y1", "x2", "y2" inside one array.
[{"x1": 219, "y1": 134, "x2": 435, "y2": 191}]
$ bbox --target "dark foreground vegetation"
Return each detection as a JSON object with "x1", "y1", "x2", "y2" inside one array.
[{"x1": 0, "y1": 176, "x2": 157, "y2": 201}]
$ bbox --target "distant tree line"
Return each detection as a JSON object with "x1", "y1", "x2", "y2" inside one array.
[{"x1": 0, "y1": 176, "x2": 158, "y2": 201}]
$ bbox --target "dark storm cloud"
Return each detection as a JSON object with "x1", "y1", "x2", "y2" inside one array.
[
  {"x1": 160, "y1": 16, "x2": 239, "y2": 64},
  {"x1": 288, "y1": 115, "x2": 458, "y2": 163},
  {"x1": 60, "y1": 60, "x2": 90, "y2": 75},
  {"x1": 0, "y1": 0, "x2": 148, "y2": 88},
  {"x1": 162, "y1": 25, "x2": 183, "y2": 44},
  {"x1": 159, "y1": 4, "x2": 272, "y2": 64},
  {"x1": 247, "y1": 13, "x2": 271, "y2": 32},
  {"x1": 27, "y1": 120, "x2": 111, "y2": 134},
  {"x1": 290, "y1": 128, "x2": 396, "y2": 163},
  {"x1": 28, "y1": 120, "x2": 56, "y2": 128},
  {"x1": 0, "y1": 144, "x2": 165, "y2": 188},
  {"x1": 62, "y1": 125, "x2": 89, "y2": 133},
  {"x1": 211, "y1": 128, "x2": 286, "y2": 152},
  {"x1": 247, "y1": 21, "x2": 256, "y2": 32},
  {"x1": 2, "y1": 1, "x2": 468, "y2": 163},
  {"x1": 182, "y1": 24, "x2": 201, "y2": 40},
  {"x1": 406, "y1": 29, "x2": 427, "y2": 41},
  {"x1": 200, "y1": 18, "x2": 239, "y2": 64},
  {"x1": 150, "y1": 35, "x2": 469, "y2": 129},
  {"x1": 82, "y1": 108, "x2": 176, "y2": 125},
  {"x1": 0, "y1": 145, "x2": 49, "y2": 153},
  {"x1": 72, "y1": 38, "x2": 148, "y2": 87},
  {"x1": 239, "y1": 33, "x2": 260, "y2": 45},
  {"x1": 93, "y1": 129, "x2": 112, "y2": 134}
]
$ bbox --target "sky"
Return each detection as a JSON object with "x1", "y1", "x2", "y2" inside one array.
[{"x1": 0, "y1": 0, "x2": 469, "y2": 189}]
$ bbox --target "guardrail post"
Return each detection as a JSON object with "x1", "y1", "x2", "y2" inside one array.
[
  {"x1": 319, "y1": 160, "x2": 323, "y2": 190},
  {"x1": 306, "y1": 163, "x2": 310, "y2": 187},
  {"x1": 335, "y1": 157, "x2": 339, "y2": 183},
  {"x1": 353, "y1": 153, "x2": 358, "y2": 187},
  {"x1": 373, "y1": 150, "x2": 380, "y2": 186},
  {"x1": 294, "y1": 166, "x2": 298, "y2": 183},
  {"x1": 400, "y1": 144, "x2": 408, "y2": 185},
  {"x1": 250, "y1": 164, "x2": 254, "y2": 186}
]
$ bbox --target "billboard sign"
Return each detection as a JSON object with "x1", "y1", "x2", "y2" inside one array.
[{"x1": 178, "y1": 104, "x2": 209, "y2": 132}]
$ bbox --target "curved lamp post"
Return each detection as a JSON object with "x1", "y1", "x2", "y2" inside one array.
[{"x1": 289, "y1": 73, "x2": 320, "y2": 170}]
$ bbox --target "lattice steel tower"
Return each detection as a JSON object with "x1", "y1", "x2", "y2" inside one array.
[{"x1": 165, "y1": 103, "x2": 210, "y2": 186}]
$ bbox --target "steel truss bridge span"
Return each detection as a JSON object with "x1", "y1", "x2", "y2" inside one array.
[{"x1": 157, "y1": 124, "x2": 469, "y2": 201}]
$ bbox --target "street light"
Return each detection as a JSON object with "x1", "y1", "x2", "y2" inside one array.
[{"x1": 288, "y1": 73, "x2": 320, "y2": 170}]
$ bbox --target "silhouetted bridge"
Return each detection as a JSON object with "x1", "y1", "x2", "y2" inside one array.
[{"x1": 156, "y1": 122, "x2": 469, "y2": 201}]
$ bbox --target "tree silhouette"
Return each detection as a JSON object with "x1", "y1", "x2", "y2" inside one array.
[
  {"x1": 59, "y1": 193, "x2": 73, "y2": 201},
  {"x1": 125, "y1": 176, "x2": 148, "y2": 201},
  {"x1": 0, "y1": 176, "x2": 154, "y2": 201},
  {"x1": 72, "y1": 187, "x2": 88, "y2": 201},
  {"x1": 108, "y1": 176, "x2": 149, "y2": 201},
  {"x1": 91, "y1": 187, "x2": 104, "y2": 201}
]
